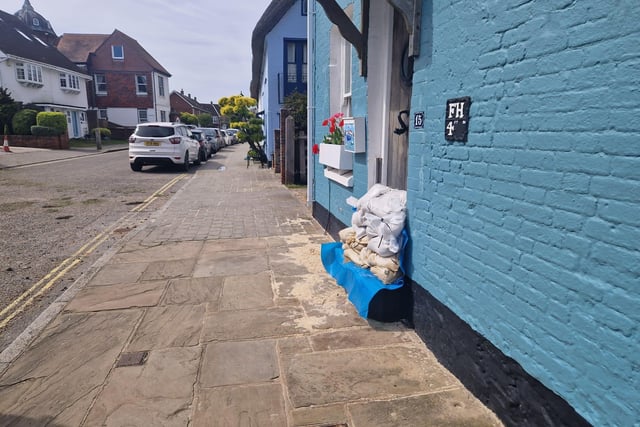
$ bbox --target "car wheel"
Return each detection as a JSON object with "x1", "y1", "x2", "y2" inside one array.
[
  {"x1": 130, "y1": 160, "x2": 142, "y2": 172},
  {"x1": 182, "y1": 152, "x2": 190, "y2": 172}
]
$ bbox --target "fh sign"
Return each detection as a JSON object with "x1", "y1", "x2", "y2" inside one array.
[{"x1": 445, "y1": 97, "x2": 471, "y2": 142}]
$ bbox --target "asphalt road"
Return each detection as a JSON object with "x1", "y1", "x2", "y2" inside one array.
[{"x1": 0, "y1": 150, "x2": 202, "y2": 352}]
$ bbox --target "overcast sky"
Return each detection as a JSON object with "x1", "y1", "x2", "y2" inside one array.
[{"x1": 7, "y1": 0, "x2": 273, "y2": 104}]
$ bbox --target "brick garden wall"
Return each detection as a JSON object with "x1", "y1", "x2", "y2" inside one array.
[
  {"x1": 406, "y1": 1, "x2": 639, "y2": 425},
  {"x1": 6, "y1": 134, "x2": 69, "y2": 149}
]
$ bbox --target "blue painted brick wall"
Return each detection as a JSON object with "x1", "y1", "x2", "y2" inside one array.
[
  {"x1": 312, "y1": 1, "x2": 367, "y2": 226},
  {"x1": 407, "y1": 1, "x2": 639, "y2": 425}
]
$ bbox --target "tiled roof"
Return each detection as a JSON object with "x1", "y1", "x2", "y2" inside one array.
[
  {"x1": 0, "y1": 9, "x2": 85, "y2": 75},
  {"x1": 56, "y1": 29, "x2": 171, "y2": 76},
  {"x1": 56, "y1": 33, "x2": 109, "y2": 63}
]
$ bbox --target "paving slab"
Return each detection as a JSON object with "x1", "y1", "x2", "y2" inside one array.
[
  {"x1": 285, "y1": 346, "x2": 460, "y2": 408},
  {"x1": 64, "y1": 280, "x2": 167, "y2": 312},
  {"x1": 202, "y1": 306, "x2": 307, "y2": 342},
  {"x1": 193, "y1": 383, "x2": 287, "y2": 427},
  {"x1": 161, "y1": 276, "x2": 223, "y2": 306},
  {"x1": 0, "y1": 311, "x2": 140, "y2": 424},
  {"x1": 127, "y1": 304, "x2": 206, "y2": 351},
  {"x1": 84, "y1": 347, "x2": 200, "y2": 426},
  {"x1": 348, "y1": 388, "x2": 503, "y2": 427},
  {"x1": 200, "y1": 340, "x2": 279, "y2": 387},
  {"x1": 220, "y1": 271, "x2": 275, "y2": 310},
  {"x1": 193, "y1": 248, "x2": 269, "y2": 277}
]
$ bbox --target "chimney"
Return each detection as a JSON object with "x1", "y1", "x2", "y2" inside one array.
[{"x1": 180, "y1": 89, "x2": 184, "y2": 95}]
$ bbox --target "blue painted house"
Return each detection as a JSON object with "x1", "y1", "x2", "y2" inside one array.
[
  {"x1": 250, "y1": 0, "x2": 308, "y2": 165},
  {"x1": 309, "y1": 1, "x2": 640, "y2": 426}
]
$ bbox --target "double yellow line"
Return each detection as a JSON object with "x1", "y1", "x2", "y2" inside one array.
[{"x1": 0, "y1": 174, "x2": 186, "y2": 330}]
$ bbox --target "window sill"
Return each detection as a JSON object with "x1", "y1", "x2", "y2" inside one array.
[
  {"x1": 61, "y1": 88, "x2": 81, "y2": 94},
  {"x1": 324, "y1": 167, "x2": 353, "y2": 187}
]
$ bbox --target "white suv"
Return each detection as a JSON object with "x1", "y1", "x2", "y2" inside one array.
[{"x1": 129, "y1": 122, "x2": 200, "y2": 172}]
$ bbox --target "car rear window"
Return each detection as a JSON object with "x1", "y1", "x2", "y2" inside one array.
[{"x1": 135, "y1": 126, "x2": 174, "y2": 137}]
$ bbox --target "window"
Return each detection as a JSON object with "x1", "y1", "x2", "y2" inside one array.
[
  {"x1": 137, "y1": 109, "x2": 148, "y2": 123},
  {"x1": 160, "y1": 110, "x2": 167, "y2": 122},
  {"x1": 60, "y1": 73, "x2": 80, "y2": 91},
  {"x1": 136, "y1": 75, "x2": 147, "y2": 94},
  {"x1": 33, "y1": 18, "x2": 40, "y2": 26},
  {"x1": 98, "y1": 109, "x2": 108, "y2": 120},
  {"x1": 112, "y1": 45, "x2": 124, "y2": 59},
  {"x1": 95, "y1": 73, "x2": 107, "y2": 94},
  {"x1": 158, "y1": 75, "x2": 165, "y2": 96},
  {"x1": 283, "y1": 39, "x2": 307, "y2": 98},
  {"x1": 15, "y1": 62, "x2": 43, "y2": 85},
  {"x1": 301, "y1": 0, "x2": 307, "y2": 15}
]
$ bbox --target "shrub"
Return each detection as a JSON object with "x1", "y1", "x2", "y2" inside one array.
[
  {"x1": 30, "y1": 125, "x2": 59, "y2": 136},
  {"x1": 36, "y1": 112, "x2": 67, "y2": 135},
  {"x1": 12, "y1": 109, "x2": 39, "y2": 135},
  {"x1": 91, "y1": 127, "x2": 111, "y2": 138}
]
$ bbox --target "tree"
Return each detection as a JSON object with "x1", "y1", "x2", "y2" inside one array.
[
  {"x1": 283, "y1": 91, "x2": 307, "y2": 130},
  {"x1": 218, "y1": 95, "x2": 266, "y2": 163},
  {"x1": 179, "y1": 112, "x2": 198, "y2": 125},
  {"x1": 197, "y1": 113, "x2": 213, "y2": 127},
  {"x1": 0, "y1": 87, "x2": 21, "y2": 134}
]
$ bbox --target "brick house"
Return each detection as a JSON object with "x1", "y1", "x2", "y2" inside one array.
[
  {"x1": 57, "y1": 29, "x2": 171, "y2": 136},
  {"x1": 170, "y1": 89, "x2": 223, "y2": 127}
]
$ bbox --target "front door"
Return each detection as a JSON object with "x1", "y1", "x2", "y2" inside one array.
[{"x1": 386, "y1": 10, "x2": 412, "y2": 190}]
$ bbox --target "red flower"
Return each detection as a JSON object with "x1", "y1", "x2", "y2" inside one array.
[{"x1": 312, "y1": 143, "x2": 319, "y2": 154}]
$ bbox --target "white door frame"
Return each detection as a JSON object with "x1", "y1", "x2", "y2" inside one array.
[{"x1": 366, "y1": 2, "x2": 394, "y2": 187}]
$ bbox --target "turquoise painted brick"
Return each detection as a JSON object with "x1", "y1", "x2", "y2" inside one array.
[{"x1": 312, "y1": 0, "x2": 639, "y2": 424}]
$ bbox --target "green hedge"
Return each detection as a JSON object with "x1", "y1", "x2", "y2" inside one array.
[
  {"x1": 36, "y1": 112, "x2": 67, "y2": 135},
  {"x1": 30, "y1": 125, "x2": 59, "y2": 136},
  {"x1": 91, "y1": 127, "x2": 111, "y2": 138},
  {"x1": 12, "y1": 109, "x2": 39, "y2": 135}
]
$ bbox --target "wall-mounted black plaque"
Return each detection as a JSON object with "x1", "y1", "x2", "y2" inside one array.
[
  {"x1": 445, "y1": 97, "x2": 471, "y2": 142},
  {"x1": 414, "y1": 112, "x2": 424, "y2": 129}
]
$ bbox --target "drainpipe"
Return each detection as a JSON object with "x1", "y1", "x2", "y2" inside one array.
[{"x1": 307, "y1": 0, "x2": 316, "y2": 207}]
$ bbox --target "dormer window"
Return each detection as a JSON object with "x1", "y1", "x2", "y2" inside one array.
[
  {"x1": 111, "y1": 45, "x2": 124, "y2": 60},
  {"x1": 33, "y1": 18, "x2": 40, "y2": 26}
]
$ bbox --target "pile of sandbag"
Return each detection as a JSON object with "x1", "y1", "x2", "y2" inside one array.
[{"x1": 339, "y1": 184, "x2": 407, "y2": 284}]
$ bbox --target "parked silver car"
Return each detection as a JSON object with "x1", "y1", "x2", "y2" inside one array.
[
  {"x1": 128, "y1": 122, "x2": 200, "y2": 172},
  {"x1": 202, "y1": 127, "x2": 223, "y2": 153}
]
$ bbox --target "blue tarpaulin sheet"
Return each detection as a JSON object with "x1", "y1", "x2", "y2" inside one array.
[{"x1": 320, "y1": 240, "x2": 405, "y2": 318}]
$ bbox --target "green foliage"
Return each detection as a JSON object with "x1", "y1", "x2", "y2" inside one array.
[
  {"x1": 31, "y1": 125, "x2": 59, "y2": 136},
  {"x1": 12, "y1": 109, "x2": 38, "y2": 135},
  {"x1": 179, "y1": 112, "x2": 198, "y2": 125},
  {"x1": 283, "y1": 92, "x2": 307, "y2": 130},
  {"x1": 197, "y1": 113, "x2": 213, "y2": 127},
  {"x1": 91, "y1": 128, "x2": 111, "y2": 138},
  {"x1": 36, "y1": 112, "x2": 67, "y2": 135},
  {"x1": 219, "y1": 95, "x2": 263, "y2": 145},
  {"x1": 0, "y1": 87, "x2": 21, "y2": 134}
]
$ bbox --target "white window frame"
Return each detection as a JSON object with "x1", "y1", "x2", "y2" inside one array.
[
  {"x1": 16, "y1": 62, "x2": 43, "y2": 85},
  {"x1": 111, "y1": 45, "x2": 124, "y2": 60},
  {"x1": 95, "y1": 73, "x2": 107, "y2": 94},
  {"x1": 137, "y1": 109, "x2": 148, "y2": 123},
  {"x1": 136, "y1": 74, "x2": 148, "y2": 95},
  {"x1": 158, "y1": 75, "x2": 165, "y2": 96},
  {"x1": 160, "y1": 110, "x2": 167, "y2": 122},
  {"x1": 60, "y1": 73, "x2": 80, "y2": 91}
]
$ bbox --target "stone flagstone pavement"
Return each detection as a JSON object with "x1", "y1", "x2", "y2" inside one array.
[{"x1": 0, "y1": 144, "x2": 502, "y2": 426}]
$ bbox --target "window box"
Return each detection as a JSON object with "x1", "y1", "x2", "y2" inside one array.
[{"x1": 318, "y1": 142, "x2": 352, "y2": 170}]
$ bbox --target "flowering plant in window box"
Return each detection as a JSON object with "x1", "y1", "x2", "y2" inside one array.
[
  {"x1": 321, "y1": 112, "x2": 344, "y2": 144},
  {"x1": 318, "y1": 112, "x2": 352, "y2": 170}
]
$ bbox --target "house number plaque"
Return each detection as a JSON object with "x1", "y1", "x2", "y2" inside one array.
[{"x1": 445, "y1": 97, "x2": 471, "y2": 142}]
